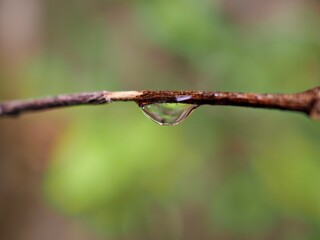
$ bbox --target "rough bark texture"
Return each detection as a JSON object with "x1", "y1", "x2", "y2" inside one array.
[{"x1": 1, "y1": 87, "x2": 320, "y2": 119}]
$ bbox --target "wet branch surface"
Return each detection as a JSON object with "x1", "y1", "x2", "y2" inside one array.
[{"x1": 1, "y1": 86, "x2": 320, "y2": 119}]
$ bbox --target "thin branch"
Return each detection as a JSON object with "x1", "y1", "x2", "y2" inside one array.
[{"x1": 1, "y1": 87, "x2": 320, "y2": 119}]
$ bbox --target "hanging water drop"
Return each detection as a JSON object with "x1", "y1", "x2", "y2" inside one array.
[{"x1": 140, "y1": 103, "x2": 198, "y2": 126}]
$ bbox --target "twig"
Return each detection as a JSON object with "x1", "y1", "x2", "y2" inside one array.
[{"x1": 0, "y1": 87, "x2": 320, "y2": 119}]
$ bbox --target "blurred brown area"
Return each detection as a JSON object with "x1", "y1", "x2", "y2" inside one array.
[{"x1": 0, "y1": 116, "x2": 89, "y2": 240}]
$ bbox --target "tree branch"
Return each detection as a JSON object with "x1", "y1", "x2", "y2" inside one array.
[{"x1": 1, "y1": 87, "x2": 320, "y2": 119}]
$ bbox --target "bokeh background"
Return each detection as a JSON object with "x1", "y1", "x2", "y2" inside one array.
[{"x1": 1, "y1": 0, "x2": 320, "y2": 239}]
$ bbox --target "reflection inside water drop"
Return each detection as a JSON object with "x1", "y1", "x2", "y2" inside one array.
[{"x1": 140, "y1": 103, "x2": 198, "y2": 126}]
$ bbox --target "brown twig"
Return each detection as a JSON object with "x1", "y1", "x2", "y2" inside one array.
[{"x1": 1, "y1": 87, "x2": 320, "y2": 119}]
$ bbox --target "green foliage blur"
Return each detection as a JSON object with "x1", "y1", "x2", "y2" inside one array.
[{"x1": 2, "y1": 0, "x2": 320, "y2": 239}]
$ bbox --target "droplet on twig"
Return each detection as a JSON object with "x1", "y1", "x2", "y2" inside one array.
[{"x1": 140, "y1": 103, "x2": 198, "y2": 126}]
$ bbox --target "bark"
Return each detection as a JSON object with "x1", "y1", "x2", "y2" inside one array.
[{"x1": 1, "y1": 87, "x2": 320, "y2": 119}]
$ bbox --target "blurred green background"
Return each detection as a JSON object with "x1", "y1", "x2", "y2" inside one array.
[{"x1": 1, "y1": 0, "x2": 320, "y2": 239}]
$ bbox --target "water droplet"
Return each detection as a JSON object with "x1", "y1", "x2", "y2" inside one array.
[{"x1": 140, "y1": 103, "x2": 197, "y2": 126}]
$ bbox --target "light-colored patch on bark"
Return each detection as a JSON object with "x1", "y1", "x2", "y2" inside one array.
[{"x1": 105, "y1": 91, "x2": 143, "y2": 101}]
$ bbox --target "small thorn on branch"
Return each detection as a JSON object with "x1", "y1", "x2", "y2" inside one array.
[
  {"x1": 310, "y1": 101, "x2": 320, "y2": 120},
  {"x1": 309, "y1": 87, "x2": 320, "y2": 120}
]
